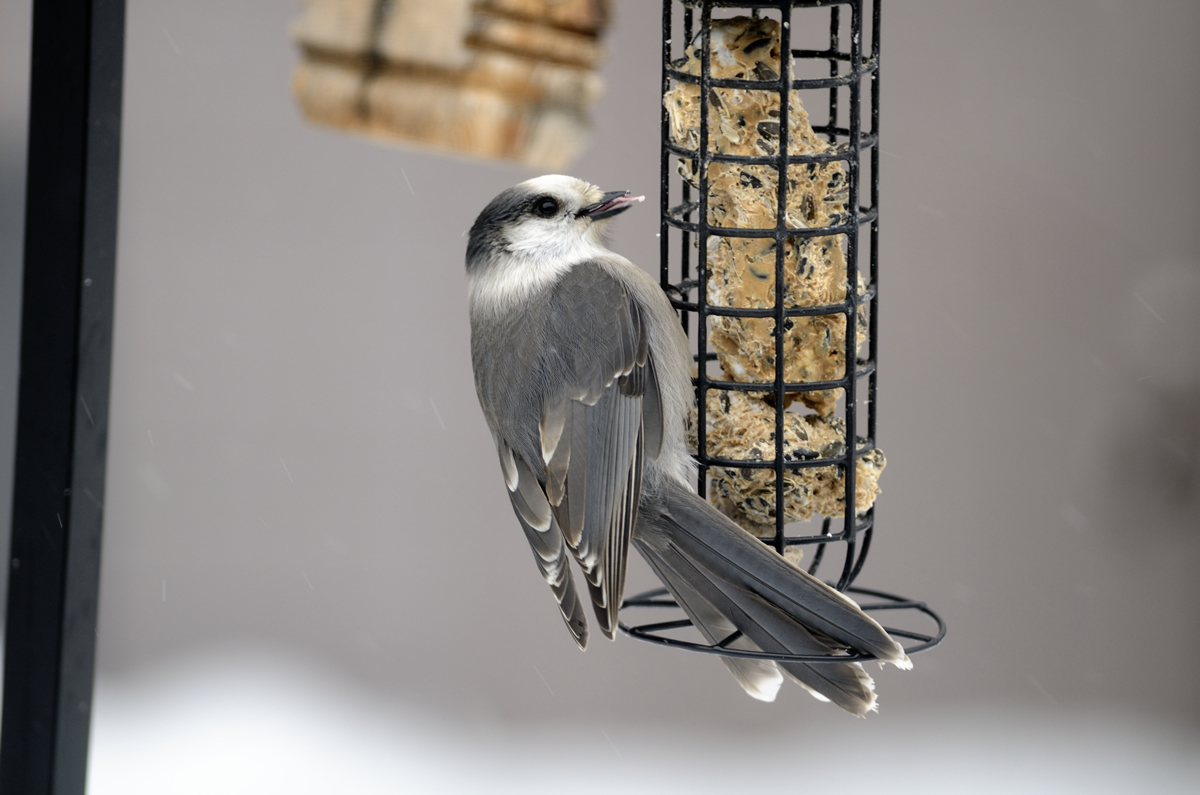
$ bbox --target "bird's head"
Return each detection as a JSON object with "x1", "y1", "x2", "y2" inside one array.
[{"x1": 466, "y1": 175, "x2": 644, "y2": 272}]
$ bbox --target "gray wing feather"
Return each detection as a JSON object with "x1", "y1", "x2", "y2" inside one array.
[
  {"x1": 509, "y1": 454, "x2": 553, "y2": 532},
  {"x1": 496, "y1": 439, "x2": 518, "y2": 491},
  {"x1": 513, "y1": 510, "x2": 589, "y2": 650},
  {"x1": 568, "y1": 352, "x2": 643, "y2": 637},
  {"x1": 641, "y1": 355, "x2": 664, "y2": 461},
  {"x1": 540, "y1": 266, "x2": 653, "y2": 639},
  {"x1": 497, "y1": 436, "x2": 588, "y2": 648},
  {"x1": 542, "y1": 399, "x2": 571, "y2": 506},
  {"x1": 474, "y1": 261, "x2": 662, "y2": 646},
  {"x1": 540, "y1": 399, "x2": 569, "y2": 465},
  {"x1": 558, "y1": 401, "x2": 588, "y2": 546}
]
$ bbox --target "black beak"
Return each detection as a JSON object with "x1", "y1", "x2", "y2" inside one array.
[{"x1": 579, "y1": 190, "x2": 643, "y2": 220}]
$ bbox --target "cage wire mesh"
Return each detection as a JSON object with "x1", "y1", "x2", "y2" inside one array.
[{"x1": 618, "y1": 0, "x2": 944, "y2": 664}]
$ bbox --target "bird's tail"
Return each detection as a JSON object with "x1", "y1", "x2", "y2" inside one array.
[{"x1": 633, "y1": 479, "x2": 910, "y2": 715}]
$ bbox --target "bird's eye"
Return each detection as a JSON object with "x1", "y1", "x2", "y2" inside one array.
[{"x1": 534, "y1": 197, "x2": 559, "y2": 218}]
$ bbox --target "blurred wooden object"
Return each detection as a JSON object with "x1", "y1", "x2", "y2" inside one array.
[{"x1": 291, "y1": 0, "x2": 610, "y2": 168}]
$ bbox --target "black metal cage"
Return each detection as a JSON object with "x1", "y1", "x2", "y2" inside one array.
[{"x1": 619, "y1": 0, "x2": 943, "y2": 664}]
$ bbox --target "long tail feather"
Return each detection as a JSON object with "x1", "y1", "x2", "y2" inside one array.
[
  {"x1": 654, "y1": 480, "x2": 910, "y2": 668},
  {"x1": 637, "y1": 540, "x2": 783, "y2": 702},
  {"x1": 633, "y1": 480, "x2": 911, "y2": 713}
]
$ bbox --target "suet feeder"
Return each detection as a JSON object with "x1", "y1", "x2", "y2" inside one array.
[
  {"x1": 291, "y1": 0, "x2": 610, "y2": 168},
  {"x1": 619, "y1": 0, "x2": 945, "y2": 665}
]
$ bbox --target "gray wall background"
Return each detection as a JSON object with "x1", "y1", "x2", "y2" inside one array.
[{"x1": 1, "y1": 0, "x2": 1198, "y2": 739}]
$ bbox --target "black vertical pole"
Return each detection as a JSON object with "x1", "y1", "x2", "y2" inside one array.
[{"x1": 1, "y1": 1, "x2": 125, "y2": 793}]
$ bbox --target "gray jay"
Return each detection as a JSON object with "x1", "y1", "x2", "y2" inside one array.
[{"x1": 466, "y1": 175, "x2": 909, "y2": 714}]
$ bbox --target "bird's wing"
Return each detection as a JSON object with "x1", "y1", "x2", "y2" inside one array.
[
  {"x1": 496, "y1": 437, "x2": 590, "y2": 649},
  {"x1": 541, "y1": 263, "x2": 665, "y2": 640},
  {"x1": 477, "y1": 261, "x2": 665, "y2": 643}
]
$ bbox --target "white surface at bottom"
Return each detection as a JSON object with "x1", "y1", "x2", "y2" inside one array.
[{"x1": 87, "y1": 649, "x2": 1199, "y2": 794}]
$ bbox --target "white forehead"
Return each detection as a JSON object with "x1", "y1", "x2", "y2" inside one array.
[{"x1": 519, "y1": 174, "x2": 594, "y2": 199}]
